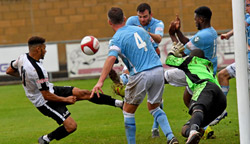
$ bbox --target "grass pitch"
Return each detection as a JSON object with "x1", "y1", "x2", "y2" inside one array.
[{"x1": 0, "y1": 78, "x2": 239, "y2": 144}]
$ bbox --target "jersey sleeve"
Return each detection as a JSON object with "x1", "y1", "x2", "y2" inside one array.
[
  {"x1": 154, "y1": 21, "x2": 164, "y2": 37},
  {"x1": 165, "y1": 55, "x2": 185, "y2": 67},
  {"x1": 246, "y1": 16, "x2": 250, "y2": 25},
  {"x1": 108, "y1": 39, "x2": 120, "y2": 63},
  {"x1": 184, "y1": 36, "x2": 200, "y2": 55},
  {"x1": 11, "y1": 60, "x2": 18, "y2": 70},
  {"x1": 126, "y1": 16, "x2": 138, "y2": 26}
]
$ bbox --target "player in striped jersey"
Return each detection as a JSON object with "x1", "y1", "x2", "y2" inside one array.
[{"x1": 6, "y1": 36, "x2": 123, "y2": 144}]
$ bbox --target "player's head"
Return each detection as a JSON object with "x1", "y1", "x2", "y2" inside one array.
[
  {"x1": 137, "y1": 3, "x2": 152, "y2": 26},
  {"x1": 190, "y1": 49, "x2": 205, "y2": 58},
  {"x1": 194, "y1": 6, "x2": 212, "y2": 30},
  {"x1": 108, "y1": 7, "x2": 125, "y2": 25},
  {"x1": 28, "y1": 36, "x2": 46, "y2": 59},
  {"x1": 246, "y1": 0, "x2": 250, "y2": 13}
]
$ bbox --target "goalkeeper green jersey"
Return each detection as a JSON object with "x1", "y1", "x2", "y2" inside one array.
[{"x1": 165, "y1": 55, "x2": 220, "y2": 101}]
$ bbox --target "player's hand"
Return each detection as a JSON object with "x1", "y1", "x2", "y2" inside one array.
[
  {"x1": 175, "y1": 14, "x2": 181, "y2": 31},
  {"x1": 169, "y1": 21, "x2": 176, "y2": 35},
  {"x1": 220, "y1": 34, "x2": 230, "y2": 40},
  {"x1": 90, "y1": 82, "x2": 104, "y2": 98},
  {"x1": 65, "y1": 96, "x2": 76, "y2": 104},
  {"x1": 169, "y1": 42, "x2": 185, "y2": 57}
]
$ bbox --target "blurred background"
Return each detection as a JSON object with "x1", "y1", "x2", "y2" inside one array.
[{"x1": 0, "y1": 0, "x2": 234, "y2": 84}]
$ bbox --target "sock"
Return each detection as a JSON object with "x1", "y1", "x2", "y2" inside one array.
[
  {"x1": 115, "y1": 100, "x2": 123, "y2": 107},
  {"x1": 48, "y1": 126, "x2": 71, "y2": 140},
  {"x1": 221, "y1": 85, "x2": 229, "y2": 96},
  {"x1": 152, "y1": 118, "x2": 159, "y2": 130},
  {"x1": 203, "y1": 125, "x2": 208, "y2": 130},
  {"x1": 160, "y1": 101, "x2": 164, "y2": 109},
  {"x1": 152, "y1": 101, "x2": 164, "y2": 130},
  {"x1": 89, "y1": 93, "x2": 116, "y2": 107},
  {"x1": 150, "y1": 107, "x2": 174, "y2": 140},
  {"x1": 43, "y1": 135, "x2": 50, "y2": 142},
  {"x1": 187, "y1": 110, "x2": 204, "y2": 135},
  {"x1": 123, "y1": 111, "x2": 136, "y2": 144},
  {"x1": 190, "y1": 124, "x2": 200, "y2": 131}
]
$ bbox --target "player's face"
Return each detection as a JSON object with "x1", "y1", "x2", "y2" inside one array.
[
  {"x1": 137, "y1": 10, "x2": 152, "y2": 26},
  {"x1": 40, "y1": 44, "x2": 46, "y2": 59},
  {"x1": 246, "y1": 1, "x2": 250, "y2": 13},
  {"x1": 194, "y1": 14, "x2": 202, "y2": 30}
]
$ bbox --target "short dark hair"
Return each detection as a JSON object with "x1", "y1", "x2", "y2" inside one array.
[
  {"x1": 190, "y1": 49, "x2": 205, "y2": 58},
  {"x1": 194, "y1": 6, "x2": 212, "y2": 21},
  {"x1": 108, "y1": 7, "x2": 124, "y2": 24},
  {"x1": 28, "y1": 36, "x2": 45, "y2": 47},
  {"x1": 137, "y1": 3, "x2": 151, "y2": 14}
]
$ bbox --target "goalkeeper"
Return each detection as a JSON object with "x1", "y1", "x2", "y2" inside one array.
[{"x1": 166, "y1": 43, "x2": 227, "y2": 144}]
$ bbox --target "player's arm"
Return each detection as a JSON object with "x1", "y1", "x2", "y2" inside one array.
[
  {"x1": 148, "y1": 33, "x2": 162, "y2": 43},
  {"x1": 91, "y1": 55, "x2": 117, "y2": 98},
  {"x1": 176, "y1": 30, "x2": 189, "y2": 44},
  {"x1": 221, "y1": 29, "x2": 233, "y2": 40},
  {"x1": 168, "y1": 21, "x2": 179, "y2": 43},
  {"x1": 41, "y1": 90, "x2": 76, "y2": 104},
  {"x1": 98, "y1": 56, "x2": 116, "y2": 84},
  {"x1": 6, "y1": 60, "x2": 19, "y2": 77},
  {"x1": 174, "y1": 14, "x2": 189, "y2": 44},
  {"x1": 166, "y1": 42, "x2": 186, "y2": 67}
]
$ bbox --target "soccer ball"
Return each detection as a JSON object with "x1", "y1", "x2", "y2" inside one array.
[{"x1": 80, "y1": 36, "x2": 100, "y2": 55}]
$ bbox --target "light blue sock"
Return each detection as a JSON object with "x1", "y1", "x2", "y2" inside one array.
[
  {"x1": 123, "y1": 111, "x2": 136, "y2": 144},
  {"x1": 150, "y1": 107, "x2": 174, "y2": 141},
  {"x1": 152, "y1": 102, "x2": 164, "y2": 129},
  {"x1": 203, "y1": 125, "x2": 208, "y2": 130},
  {"x1": 152, "y1": 118, "x2": 159, "y2": 129},
  {"x1": 221, "y1": 85, "x2": 229, "y2": 96}
]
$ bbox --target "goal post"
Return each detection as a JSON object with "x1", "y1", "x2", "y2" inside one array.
[{"x1": 232, "y1": 0, "x2": 250, "y2": 143}]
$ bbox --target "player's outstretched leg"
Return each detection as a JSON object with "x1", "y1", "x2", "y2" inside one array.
[
  {"x1": 209, "y1": 110, "x2": 227, "y2": 126},
  {"x1": 182, "y1": 109, "x2": 204, "y2": 144},
  {"x1": 72, "y1": 87, "x2": 123, "y2": 108},
  {"x1": 150, "y1": 107, "x2": 179, "y2": 144},
  {"x1": 202, "y1": 125, "x2": 215, "y2": 139},
  {"x1": 38, "y1": 116, "x2": 76, "y2": 143},
  {"x1": 89, "y1": 93, "x2": 123, "y2": 108}
]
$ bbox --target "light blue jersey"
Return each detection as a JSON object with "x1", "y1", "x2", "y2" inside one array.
[
  {"x1": 184, "y1": 27, "x2": 218, "y2": 75},
  {"x1": 108, "y1": 25, "x2": 162, "y2": 76},
  {"x1": 245, "y1": 13, "x2": 250, "y2": 62},
  {"x1": 126, "y1": 16, "x2": 164, "y2": 49}
]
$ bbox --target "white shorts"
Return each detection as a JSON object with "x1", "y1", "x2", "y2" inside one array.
[
  {"x1": 164, "y1": 68, "x2": 188, "y2": 87},
  {"x1": 225, "y1": 63, "x2": 236, "y2": 78},
  {"x1": 125, "y1": 67, "x2": 164, "y2": 105},
  {"x1": 164, "y1": 68, "x2": 194, "y2": 95},
  {"x1": 226, "y1": 62, "x2": 250, "y2": 89}
]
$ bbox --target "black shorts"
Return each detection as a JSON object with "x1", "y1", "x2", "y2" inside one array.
[
  {"x1": 37, "y1": 86, "x2": 74, "y2": 125},
  {"x1": 189, "y1": 81, "x2": 227, "y2": 127}
]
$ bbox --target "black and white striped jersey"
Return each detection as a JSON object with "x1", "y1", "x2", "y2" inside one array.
[{"x1": 12, "y1": 53, "x2": 54, "y2": 107}]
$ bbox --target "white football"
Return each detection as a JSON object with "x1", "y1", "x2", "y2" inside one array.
[{"x1": 80, "y1": 36, "x2": 100, "y2": 55}]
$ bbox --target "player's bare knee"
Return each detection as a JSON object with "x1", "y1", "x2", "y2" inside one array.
[
  {"x1": 181, "y1": 124, "x2": 189, "y2": 137},
  {"x1": 79, "y1": 90, "x2": 91, "y2": 96},
  {"x1": 64, "y1": 117, "x2": 77, "y2": 133},
  {"x1": 218, "y1": 69, "x2": 230, "y2": 81},
  {"x1": 65, "y1": 121, "x2": 77, "y2": 133}
]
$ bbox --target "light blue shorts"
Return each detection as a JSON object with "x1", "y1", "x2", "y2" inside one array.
[{"x1": 124, "y1": 67, "x2": 164, "y2": 105}]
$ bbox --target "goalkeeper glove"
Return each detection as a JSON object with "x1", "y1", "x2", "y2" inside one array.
[{"x1": 169, "y1": 42, "x2": 185, "y2": 57}]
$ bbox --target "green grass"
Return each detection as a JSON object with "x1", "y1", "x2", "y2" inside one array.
[{"x1": 0, "y1": 78, "x2": 239, "y2": 144}]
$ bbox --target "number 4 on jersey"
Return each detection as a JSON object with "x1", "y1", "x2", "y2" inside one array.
[{"x1": 134, "y1": 32, "x2": 148, "y2": 51}]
